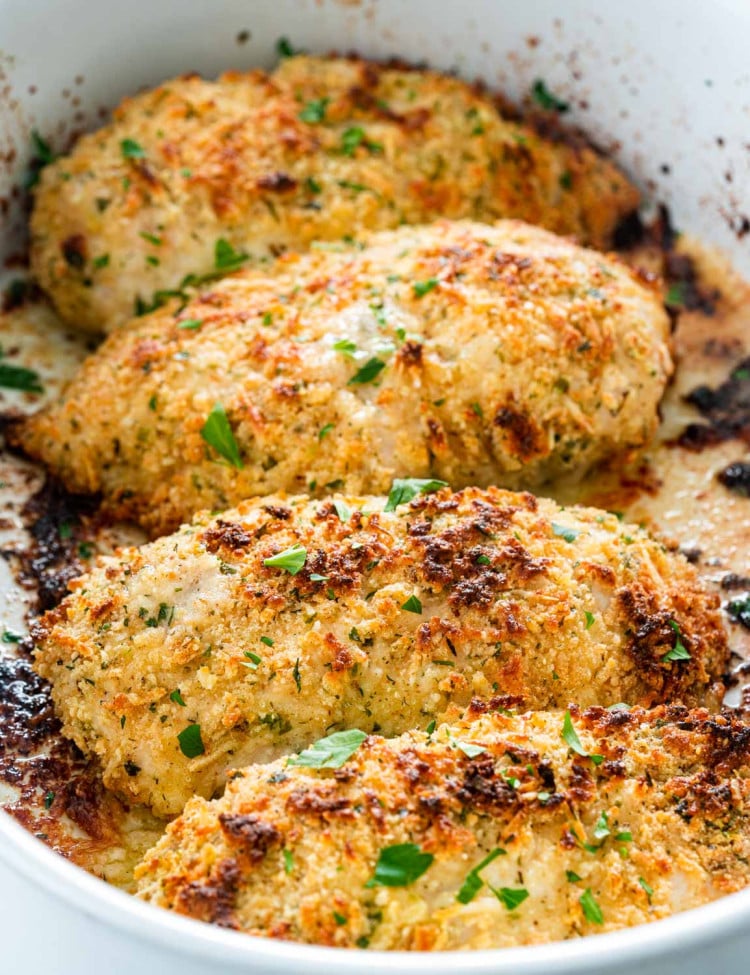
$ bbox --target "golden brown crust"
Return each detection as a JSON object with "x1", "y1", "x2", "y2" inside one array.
[
  {"x1": 134, "y1": 704, "x2": 750, "y2": 948},
  {"x1": 19, "y1": 220, "x2": 671, "y2": 537},
  {"x1": 30, "y1": 55, "x2": 640, "y2": 332},
  {"x1": 33, "y1": 486, "x2": 727, "y2": 816}
]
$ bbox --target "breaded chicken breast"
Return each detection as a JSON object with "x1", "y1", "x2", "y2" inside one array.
[
  {"x1": 30, "y1": 55, "x2": 640, "y2": 332},
  {"x1": 134, "y1": 703, "x2": 750, "y2": 948},
  {"x1": 33, "y1": 487, "x2": 727, "y2": 816},
  {"x1": 19, "y1": 220, "x2": 672, "y2": 537}
]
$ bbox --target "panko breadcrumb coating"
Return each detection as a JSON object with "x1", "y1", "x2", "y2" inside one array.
[
  {"x1": 33, "y1": 486, "x2": 727, "y2": 816},
  {"x1": 134, "y1": 703, "x2": 750, "y2": 949},
  {"x1": 30, "y1": 55, "x2": 640, "y2": 332},
  {"x1": 18, "y1": 220, "x2": 672, "y2": 537}
]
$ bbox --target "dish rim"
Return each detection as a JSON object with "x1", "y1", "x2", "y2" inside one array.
[{"x1": 2, "y1": 808, "x2": 750, "y2": 972}]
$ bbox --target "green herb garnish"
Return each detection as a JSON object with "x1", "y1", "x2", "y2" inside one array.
[
  {"x1": 214, "y1": 238, "x2": 249, "y2": 272},
  {"x1": 492, "y1": 886, "x2": 529, "y2": 911},
  {"x1": 288, "y1": 728, "x2": 367, "y2": 769},
  {"x1": 177, "y1": 723, "x2": 204, "y2": 758},
  {"x1": 663, "y1": 620, "x2": 691, "y2": 661},
  {"x1": 263, "y1": 544, "x2": 307, "y2": 575},
  {"x1": 170, "y1": 689, "x2": 187, "y2": 706},
  {"x1": 562, "y1": 710, "x2": 604, "y2": 765},
  {"x1": 367, "y1": 843, "x2": 434, "y2": 888},
  {"x1": 348, "y1": 357, "x2": 385, "y2": 385},
  {"x1": 121, "y1": 138, "x2": 146, "y2": 159},
  {"x1": 298, "y1": 98, "x2": 329, "y2": 123},
  {"x1": 579, "y1": 888, "x2": 604, "y2": 925},
  {"x1": 201, "y1": 402, "x2": 244, "y2": 469},
  {"x1": 456, "y1": 848, "x2": 505, "y2": 903},
  {"x1": 401, "y1": 594, "x2": 423, "y2": 614},
  {"x1": 413, "y1": 277, "x2": 438, "y2": 298},
  {"x1": 384, "y1": 477, "x2": 448, "y2": 512},
  {"x1": 531, "y1": 79, "x2": 569, "y2": 113},
  {"x1": 551, "y1": 522, "x2": 580, "y2": 543}
]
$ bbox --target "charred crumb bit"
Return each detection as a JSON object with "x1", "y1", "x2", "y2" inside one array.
[
  {"x1": 612, "y1": 210, "x2": 646, "y2": 250},
  {"x1": 175, "y1": 857, "x2": 241, "y2": 928},
  {"x1": 720, "y1": 573, "x2": 750, "y2": 592},
  {"x1": 16, "y1": 478, "x2": 100, "y2": 612},
  {"x1": 257, "y1": 172, "x2": 297, "y2": 192},
  {"x1": 61, "y1": 234, "x2": 87, "y2": 270},
  {"x1": 717, "y1": 461, "x2": 750, "y2": 497},
  {"x1": 203, "y1": 519, "x2": 253, "y2": 552},
  {"x1": 680, "y1": 547, "x2": 702, "y2": 564},
  {"x1": 674, "y1": 357, "x2": 750, "y2": 452},
  {"x1": 218, "y1": 813, "x2": 281, "y2": 861}
]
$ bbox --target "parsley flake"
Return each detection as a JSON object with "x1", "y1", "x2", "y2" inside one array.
[
  {"x1": 260, "y1": 636, "x2": 274, "y2": 647},
  {"x1": 531, "y1": 79, "x2": 569, "y2": 113},
  {"x1": 492, "y1": 886, "x2": 529, "y2": 911},
  {"x1": 169, "y1": 689, "x2": 187, "y2": 706},
  {"x1": 348, "y1": 357, "x2": 385, "y2": 385},
  {"x1": 121, "y1": 138, "x2": 146, "y2": 159},
  {"x1": 283, "y1": 849, "x2": 294, "y2": 874},
  {"x1": 263, "y1": 544, "x2": 307, "y2": 575},
  {"x1": 318, "y1": 422, "x2": 334, "y2": 440},
  {"x1": 243, "y1": 651, "x2": 262, "y2": 669},
  {"x1": 333, "y1": 499, "x2": 352, "y2": 522},
  {"x1": 455, "y1": 739, "x2": 486, "y2": 758},
  {"x1": 384, "y1": 477, "x2": 448, "y2": 512},
  {"x1": 214, "y1": 238, "x2": 249, "y2": 272},
  {"x1": 367, "y1": 843, "x2": 434, "y2": 888},
  {"x1": 298, "y1": 98, "x2": 329, "y2": 123},
  {"x1": 551, "y1": 522, "x2": 580, "y2": 543},
  {"x1": 401, "y1": 594, "x2": 423, "y2": 614},
  {"x1": 288, "y1": 728, "x2": 367, "y2": 769},
  {"x1": 566, "y1": 870, "x2": 582, "y2": 883},
  {"x1": 413, "y1": 277, "x2": 439, "y2": 298},
  {"x1": 456, "y1": 848, "x2": 505, "y2": 903},
  {"x1": 177, "y1": 318, "x2": 203, "y2": 330},
  {"x1": 0, "y1": 350, "x2": 44, "y2": 393},
  {"x1": 663, "y1": 619, "x2": 691, "y2": 661},
  {"x1": 177, "y1": 723, "x2": 204, "y2": 758},
  {"x1": 579, "y1": 888, "x2": 604, "y2": 925},
  {"x1": 201, "y1": 402, "x2": 244, "y2": 469},
  {"x1": 584, "y1": 611, "x2": 595, "y2": 629},
  {"x1": 638, "y1": 877, "x2": 654, "y2": 901},
  {"x1": 562, "y1": 710, "x2": 604, "y2": 765}
]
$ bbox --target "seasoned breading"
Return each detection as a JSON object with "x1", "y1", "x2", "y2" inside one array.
[
  {"x1": 18, "y1": 220, "x2": 672, "y2": 537},
  {"x1": 134, "y1": 703, "x2": 750, "y2": 948},
  {"x1": 33, "y1": 487, "x2": 727, "y2": 816},
  {"x1": 30, "y1": 55, "x2": 640, "y2": 332}
]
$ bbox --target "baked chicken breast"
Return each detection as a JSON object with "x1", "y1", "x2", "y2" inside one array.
[
  {"x1": 19, "y1": 220, "x2": 672, "y2": 537},
  {"x1": 33, "y1": 487, "x2": 727, "y2": 816},
  {"x1": 30, "y1": 55, "x2": 640, "y2": 332},
  {"x1": 134, "y1": 703, "x2": 750, "y2": 948}
]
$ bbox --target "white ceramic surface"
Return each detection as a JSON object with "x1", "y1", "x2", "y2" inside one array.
[{"x1": 0, "y1": 1, "x2": 749, "y2": 972}]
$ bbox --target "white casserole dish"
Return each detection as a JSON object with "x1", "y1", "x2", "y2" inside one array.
[{"x1": 0, "y1": 0, "x2": 748, "y2": 971}]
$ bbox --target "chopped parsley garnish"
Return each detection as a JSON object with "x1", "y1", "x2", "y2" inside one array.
[
  {"x1": 169, "y1": 689, "x2": 187, "y2": 706},
  {"x1": 26, "y1": 130, "x2": 58, "y2": 188},
  {"x1": 139, "y1": 231, "x2": 162, "y2": 246},
  {"x1": 471, "y1": 402, "x2": 483, "y2": 418},
  {"x1": 579, "y1": 888, "x2": 604, "y2": 925},
  {"x1": 492, "y1": 886, "x2": 529, "y2": 911},
  {"x1": 347, "y1": 357, "x2": 385, "y2": 385},
  {"x1": 456, "y1": 848, "x2": 506, "y2": 903},
  {"x1": 318, "y1": 422, "x2": 334, "y2": 440},
  {"x1": 260, "y1": 635, "x2": 274, "y2": 647},
  {"x1": 121, "y1": 138, "x2": 146, "y2": 159},
  {"x1": 283, "y1": 849, "x2": 294, "y2": 874},
  {"x1": 566, "y1": 870, "x2": 582, "y2": 883},
  {"x1": 426, "y1": 719, "x2": 436, "y2": 735},
  {"x1": 276, "y1": 37, "x2": 299, "y2": 58},
  {"x1": 214, "y1": 238, "x2": 249, "y2": 272},
  {"x1": 43, "y1": 790, "x2": 55, "y2": 810},
  {"x1": 333, "y1": 911, "x2": 347, "y2": 925},
  {"x1": 455, "y1": 739, "x2": 486, "y2": 759},
  {"x1": 559, "y1": 170, "x2": 573, "y2": 190},
  {"x1": 93, "y1": 254, "x2": 110, "y2": 269},
  {"x1": 401, "y1": 594, "x2": 423, "y2": 614},
  {"x1": 477, "y1": 554, "x2": 491, "y2": 565},
  {"x1": 531, "y1": 79, "x2": 569, "y2": 113},
  {"x1": 367, "y1": 843, "x2": 434, "y2": 888},
  {"x1": 412, "y1": 277, "x2": 439, "y2": 298},
  {"x1": 562, "y1": 710, "x2": 604, "y2": 765},
  {"x1": 665, "y1": 282, "x2": 685, "y2": 308},
  {"x1": 177, "y1": 723, "x2": 205, "y2": 758},
  {"x1": 293, "y1": 657, "x2": 302, "y2": 692},
  {"x1": 0, "y1": 349, "x2": 44, "y2": 393},
  {"x1": 584, "y1": 611, "x2": 595, "y2": 630},
  {"x1": 263, "y1": 544, "x2": 307, "y2": 575},
  {"x1": 728, "y1": 595, "x2": 750, "y2": 627},
  {"x1": 201, "y1": 402, "x2": 244, "y2": 469},
  {"x1": 638, "y1": 877, "x2": 654, "y2": 901},
  {"x1": 592, "y1": 810, "x2": 611, "y2": 841},
  {"x1": 663, "y1": 619, "x2": 691, "y2": 661},
  {"x1": 177, "y1": 318, "x2": 203, "y2": 330},
  {"x1": 288, "y1": 728, "x2": 367, "y2": 769},
  {"x1": 306, "y1": 176, "x2": 322, "y2": 194},
  {"x1": 298, "y1": 98, "x2": 329, "y2": 123},
  {"x1": 2, "y1": 630, "x2": 22, "y2": 644},
  {"x1": 384, "y1": 477, "x2": 448, "y2": 512},
  {"x1": 551, "y1": 522, "x2": 580, "y2": 543},
  {"x1": 243, "y1": 651, "x2": 262, "y2": 669},
  {"x1": 332, "y1": 338, "x2": 358, "y2": 357},
  {"x1": 333, "y1": 499, "x2": 352, "y2": 522},
  {"x1": 340, "y1": 126, "x2": 382, "y2": 157}
]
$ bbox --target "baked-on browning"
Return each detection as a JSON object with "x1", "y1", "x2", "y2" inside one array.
[
  {"x1": 135, "y1": 704, "x2": 750, "y2": 948},
  {"x1": 33, "y1": 487, "x2": 727, "y2": 816},
  {"x1": 19, "y1": 220, "x2": 672, "y2": 536},
  {"x1": 30, "y1": 55, "x2": 640, "y2": 332}
]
